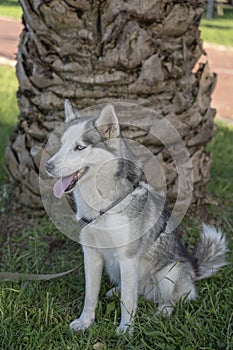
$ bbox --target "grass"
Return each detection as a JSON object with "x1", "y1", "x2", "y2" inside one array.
[
  {"x1": 0, "y1": 219, "x2": 232, "y2": 349},
  {"x1": 0, "y1": 66, "x2": 18, "y2": 183},
  {"x1": 200, "y1": 7, "x2": 233, "y2": 47},
  {"x1": 0, "y1": 0, "x2": 22, "y2": 20},
  {"x1": 207, "y1": 122, "x2": 233, "y2": 223},
  {"x1": 0, "y1": 68, "x2": 233, "y2": 349}
]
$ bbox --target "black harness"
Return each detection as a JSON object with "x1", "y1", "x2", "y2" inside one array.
[
  {"x1": 79, "y1": 182, "x2": 140, "y2": 228},
  {"x1": 79, "y1": 181, "x2": 170, "y2": 239}
]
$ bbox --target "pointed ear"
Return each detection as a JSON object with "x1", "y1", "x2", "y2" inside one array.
[
  {"x1": 64, "y1": 99, "x2": 77, "y2": 123},
  {"x1": 95, "y1": 104, "x2": 120, "y2": 139}
]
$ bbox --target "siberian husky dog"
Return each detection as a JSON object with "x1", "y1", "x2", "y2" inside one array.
[{"x1": 45, "y1": 100, "x2": 227, "y2": 334}]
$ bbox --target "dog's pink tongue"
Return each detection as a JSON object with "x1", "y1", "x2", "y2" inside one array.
[{"x1": 53, "y1": 174, "x2": 74, "y2": 198}]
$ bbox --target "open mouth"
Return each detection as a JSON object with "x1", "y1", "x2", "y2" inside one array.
[{"x1": 53, "y1": 167, "x2": 89, "y2": 199}]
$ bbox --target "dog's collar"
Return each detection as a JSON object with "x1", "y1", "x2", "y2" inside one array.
[{"x1": 79, "y1": 182, "x2": 140, "y2": 228}]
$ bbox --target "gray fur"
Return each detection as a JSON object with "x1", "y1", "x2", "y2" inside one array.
[
  {"x1": 47, "y1": 103, "x2": 228, "y2": 334},
  {"x1": 192, "y1": 224, "x2": 228, "y2": 280}
]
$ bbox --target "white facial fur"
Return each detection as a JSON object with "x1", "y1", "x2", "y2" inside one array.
[{"x1": 48, "y1": 121, "x2": 88, "y2": 178}]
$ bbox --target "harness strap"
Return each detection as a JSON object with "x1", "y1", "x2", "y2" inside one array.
[{"x1": 80, "y1": 182, "x2": 140, "y2": 228}]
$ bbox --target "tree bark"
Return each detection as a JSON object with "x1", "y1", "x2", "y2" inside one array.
[{"x1": 6, "y1": 0, "x2": 216, "y2": 211}]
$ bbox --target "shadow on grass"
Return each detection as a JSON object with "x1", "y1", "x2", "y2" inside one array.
[
  {"x1": 202, "y1": 23, "x2": 232, "y2": 29},
  {"x1": 0, "y1": 122, "x2": 17, "y2": 184},
  {"x1": 0, "y1": 67, "x2": 18, "y2": 165},
  {"x1": 0, "y1": 0, "x2": 19, "y2": 7},
  {"x1": 0, "y1": 66, "x2": 17, "y2": 219},
  {"x1": 206, "y1": 121, "x2": 233, "y2": 225}
]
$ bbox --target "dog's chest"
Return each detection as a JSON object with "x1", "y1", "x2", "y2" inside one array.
[
  {"x1": 74, "y1": 184, "x2": 101, "y2": 219},
  {"x1": 100, "y1": 248, "x2": 121, "y2": 282},
  {"x1": 80, "y1": 212, "x2": 131, "y2": 248}
]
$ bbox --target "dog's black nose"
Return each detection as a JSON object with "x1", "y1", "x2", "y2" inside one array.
[{"x1": 45, "y1": 161, "x2": 55, "y2": 173}]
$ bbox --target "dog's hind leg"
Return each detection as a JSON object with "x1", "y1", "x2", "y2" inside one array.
[
  {"x1": 156, "y1": 262, "x2": 196, "y2": 317},
  {"x1": 156, "y1": 264, "x2": 177, "y2": 317},
  {"x1": 106, "y1": 286, "x2": 120, "y2": 298}
]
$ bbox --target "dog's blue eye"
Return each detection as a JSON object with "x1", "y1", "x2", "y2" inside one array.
[{"x1": 74, "y1": 144, "x2": 86, "y2": 151}]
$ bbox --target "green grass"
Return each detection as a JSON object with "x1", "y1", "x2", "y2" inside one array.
[
  {"x1": 0, "y1": 219, "x2": 232, "y2": 349},
  {"x1": 0, "y1": 67, "x2": 232, "y2": 348},
  {"x1": 0, "y1": 66, "x2": 18, "y2": 184},
  {"x1": 207, "y1": 122, "x2": 233, "y2": 223},
  {"x1": 200, "y1": 7, "x2": 233, "y2": 47},
  {"x1": 0, "y1": 0, "x2": 22, "y2": 20}
]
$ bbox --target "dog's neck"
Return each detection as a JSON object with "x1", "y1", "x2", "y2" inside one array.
[{"x1": 73, "y1": 160, "x2": 135, "y2": 221}]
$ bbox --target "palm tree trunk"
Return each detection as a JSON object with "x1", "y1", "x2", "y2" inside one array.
[{"x1": 6, "y1": 0, "x2": 216, "y2": 210}]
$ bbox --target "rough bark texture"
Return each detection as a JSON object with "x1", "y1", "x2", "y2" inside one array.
[{"x1": 6, "y1": 0, "x2": 216, "y2": 210}]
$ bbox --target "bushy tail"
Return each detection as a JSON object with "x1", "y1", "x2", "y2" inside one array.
[{"x1": 192, "y1": 224, "x2": 228, "y2": 281}]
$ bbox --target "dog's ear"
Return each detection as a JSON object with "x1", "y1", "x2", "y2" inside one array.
[
  {"x1": 64, "y1": 99, "x2": 78, "y2": 123},
  {"x1": 95, "y1": 104, "x2": 120, "y2": 139}
]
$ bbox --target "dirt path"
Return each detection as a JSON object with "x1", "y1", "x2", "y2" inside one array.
[
  {"x1": 205, "y1": 44, "x2": 233, "y2": 121},
  {"x1": 0, "y1": 17, "x2": 21, "y2": 60},
  {"x1": 0, "y1": 17, "x2": 232, "y2": 121}
]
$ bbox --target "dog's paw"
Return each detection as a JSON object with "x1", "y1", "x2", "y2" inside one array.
[
  {"x1": 106, "y1": 287, "x2": 119, "y2": 298},
  {"x1": 157, "y1": 304, "x2": 174, "y2": 317},
  {"x1": 70, "y1": 317, "x2": 93, "y2": 332},
  {"x1": 116, "y1": 323, "x2": 134, "y2": 335}
]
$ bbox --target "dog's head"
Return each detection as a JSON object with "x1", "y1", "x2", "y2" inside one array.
[{"x1": 45, "y1": 101, "x2": 122, "y2": 198}]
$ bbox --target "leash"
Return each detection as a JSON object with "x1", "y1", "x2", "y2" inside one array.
[
  {"x1": 80, "y1": 182, "x2": 141, "y2": 228},
  {"x1": 0, "y1": 182, "x2": 169, "y2": 282},
  {"x1": 0, "y1": 263, "x2": 83, "y2": 282},
  {"x1": 0, "y1": 184, "x2": 141, "y2": 282}
]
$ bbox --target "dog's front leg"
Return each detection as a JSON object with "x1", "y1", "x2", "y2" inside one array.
[
  {"x1": 117, "y1": 257, "x2": 138, "y2": 334},
  {"x1": 70, "y1": 246, "x2": 103, "y2": 331}
]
